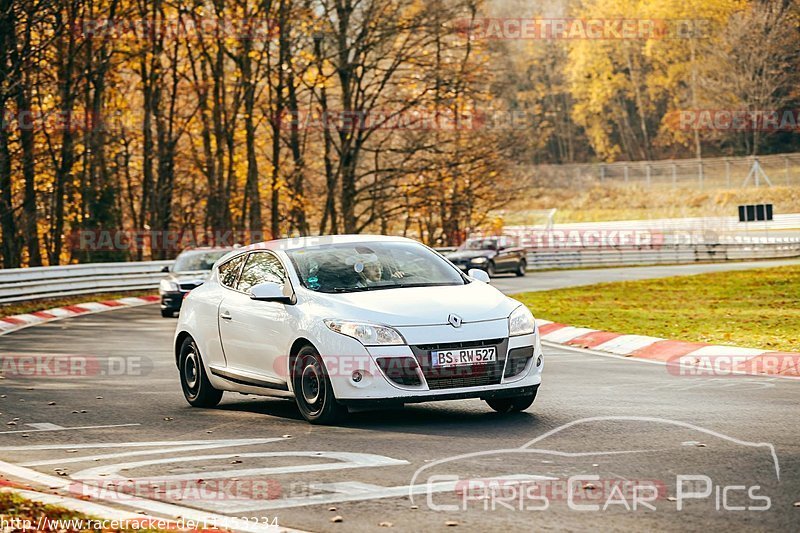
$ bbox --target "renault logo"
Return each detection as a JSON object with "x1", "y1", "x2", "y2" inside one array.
[{"x1": 447, "y1": 314, "x2": 462, "y2": 328}]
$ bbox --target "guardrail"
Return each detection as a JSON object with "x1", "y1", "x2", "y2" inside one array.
[
  {"x1": 524, "y1": 241, "x2": 800, "y2": 270},
  {"x1": 1, "y1": 238, "x2": 799, "y2": 305},
  {"x1": 0, "y1": 261, "x2": 173, "y2": 304}
]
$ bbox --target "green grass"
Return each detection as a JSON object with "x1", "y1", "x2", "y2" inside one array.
[
  {"x1": 0, "y1": 290, "x2": 156, "y2": 318},
  {"x1": 0, "y1": 491, "x2": 167, "y2": 532},
  {"x1": 516, "y1": 265, "x2": 800, "y2": 352}
]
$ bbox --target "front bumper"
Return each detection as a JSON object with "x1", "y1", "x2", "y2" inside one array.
[
  {"x1": 321, "y1": 320, "x2": 543, "y2": 401},
  {"x1": 339, "y1": 384, "x2": 539, "y2": 408}
]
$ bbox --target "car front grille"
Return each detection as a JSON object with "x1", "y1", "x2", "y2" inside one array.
[{"x1": 410, "y1": 338, "x2": 509, "y2": 390}]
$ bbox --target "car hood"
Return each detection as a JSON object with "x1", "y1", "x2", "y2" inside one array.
[
  {"x1": 444, "y1": 250, "x2": 495, "y2": 260},
  {"x1": 304, "y1": 281, "x2": 520, "y2": 326}
]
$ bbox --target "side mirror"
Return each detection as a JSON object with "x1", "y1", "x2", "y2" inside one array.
[
  {"x1": 249, "y1": 281, "x2": 293, "y2": 304},
  {"x1": 161, "y1": 265, "x2": 170, "y2": 273},
  {"x1": 468, "y1": 268, "x2": 490, "y2": 283}
]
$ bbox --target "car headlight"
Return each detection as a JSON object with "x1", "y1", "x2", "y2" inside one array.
[
  {"x1": 324, "y1": 319, "x2": 405, "y2": 346},
  {"x1": 159, "y1": 279, "x2": 180, "y2": 293},
  {"x1": 508, "y1": 305, "x2": 536, "y2": 336},
  {"x1": 470, "y1": 257, "x2": 488, "y2": 264}
]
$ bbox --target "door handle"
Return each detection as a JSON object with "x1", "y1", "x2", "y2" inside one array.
[{"x1": 220, "y1": 310, "x2": 232, "y2": 321}]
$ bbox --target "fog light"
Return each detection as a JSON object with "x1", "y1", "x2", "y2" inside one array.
[
  {"x1": 352, "y1": 370, "x2": 363, "y2": 383},
  {"x1": 536, "y1": 356, "x2": 543, "y2": 367}
]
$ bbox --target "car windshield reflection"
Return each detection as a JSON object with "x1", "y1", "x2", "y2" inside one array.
[{"x1": 287, "y1": 241, "x2": 465, "y2": 293}]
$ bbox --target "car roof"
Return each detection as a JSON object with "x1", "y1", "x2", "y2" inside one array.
[
  {"x1": 241, "y1": 234, "x2": 415, "y2": 252},
  {"x1": 213, "y1": 235, "x2": 418, "y2": 264}
]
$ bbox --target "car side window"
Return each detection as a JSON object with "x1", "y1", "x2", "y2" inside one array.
[
  {"x1": 237, "y1": 252, "x2": 286, "y2": 293},
  {"x1": 218, "y1": 254, "x2": 246, "y2": 289}
]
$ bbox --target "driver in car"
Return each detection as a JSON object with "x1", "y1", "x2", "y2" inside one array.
[{"x1": 348, "y1": 253, "x2": 404, "y2": 286}]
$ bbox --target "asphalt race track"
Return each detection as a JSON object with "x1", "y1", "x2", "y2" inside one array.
[{"x1": 1, "y1": 262, "x2": 798, "y2": 532}]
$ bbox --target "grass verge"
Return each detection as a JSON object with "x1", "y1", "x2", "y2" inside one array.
[
  {"x1": 516, "y1": 264, "x2": 800, "y2": 352},
  {"x1": 0, "y1": 290, "x2": 157, "y2": 319},
  {"x1": 0, "y1": 490, "x2": 166, "y2": 532}
]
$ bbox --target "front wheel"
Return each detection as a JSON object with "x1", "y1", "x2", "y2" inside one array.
[
  {"x1": 515, "y1": 259, "x2": 527, "y2": 277},
  {"x1": 161, "y1": 308, "x2": 175, "y2": 318},
  {"x1": 485, "y1": 389, "x2": 537, "y2": 413},
  {"x1": 292, "y1": 345, "x2": 347, "y2": 424},
  {"x1": 179, "y1": 336, "x2": 223, "y2": 408}
]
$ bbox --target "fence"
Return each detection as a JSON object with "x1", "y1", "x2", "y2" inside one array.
[
  {"x1": 529, "y1": 152, "x2": 800, "y2": 189},
  {"x1": 0, "y1": 261, "x2": 172, "y2": 304}
]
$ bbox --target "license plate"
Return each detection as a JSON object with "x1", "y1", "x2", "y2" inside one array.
[{"x1": 431, "y1": 347, "x2": 496, "y2": 367}]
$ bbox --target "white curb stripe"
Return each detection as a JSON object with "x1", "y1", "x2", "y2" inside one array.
[
  {"x1": 593, "y1": 334, "x2": 665, "y2": 355},
  {"x1": 541, "y1": 326, "x2": 597, "y2": 343},
  {"x1": 685, "y1": 345, "x2": 769, "y2": 358}
]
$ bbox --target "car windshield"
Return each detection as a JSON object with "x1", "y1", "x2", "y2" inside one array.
[
  {"x1": 287, "y1": 241, "x2": 465, "y2": 293},
  {"x1": 461, "y1": 238, "x2": 497, "y2": 251},
  {"x1": 173, "y1": 250, "x2": 230, "y2": 272}
]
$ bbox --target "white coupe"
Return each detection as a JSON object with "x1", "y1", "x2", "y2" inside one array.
[{"x1": 173, "y1": 235, "x2": 543, "y2": 423}]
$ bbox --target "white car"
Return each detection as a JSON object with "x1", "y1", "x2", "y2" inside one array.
[{"x1": 173, "y1": 235, "x2": 543, "y2": 424}]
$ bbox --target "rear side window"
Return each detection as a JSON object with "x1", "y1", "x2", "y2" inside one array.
[
  {"x1": 238, "y1": 252, "x2": 286, "y2": 292},
  {"x1": 218, "y1": 254, "x2": 246, "y2": 289}
]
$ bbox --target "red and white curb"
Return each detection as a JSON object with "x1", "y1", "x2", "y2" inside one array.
[
  {"x1": 0, "y1": 295, "x2": 159, "y2": 337},
  {"x1": 537, "y1": 319, "x2": 800, "y2": 378}
]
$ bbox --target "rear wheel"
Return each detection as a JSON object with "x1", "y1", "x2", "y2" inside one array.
[
  {"x1": 485, "y1": 389, "x2": 537, "y2": 413},
  {"x1": 292, "y1": 345, "x2": 347, "y2": 424},
  {"x1": 179, "y1": 336, "x2": 223, "y2": 407},
  {"x1": 515, "y1": 259, "x2": 527, "y2": 277}
]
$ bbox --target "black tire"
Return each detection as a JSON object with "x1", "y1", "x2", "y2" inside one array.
[
  {"x1": 485, "y1": 389, "x2": 537, "y2": 413},
  {"x1": 292, "y1": 344, "x2": 347, "y2": 424},
  {"x1": 515, "y1": 259, "x2": 527, "y2": 277},
  {"x1": 486, "y1": 261, "x2": 496, "y2": 278},
  {"x1": 179, "y1": 336, "x2": 223, "y2": 408},
  {"x1": 161, "y1": 309, "x2": 175, "y2": 318}
]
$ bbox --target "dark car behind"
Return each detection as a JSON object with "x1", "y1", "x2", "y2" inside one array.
[
  {"x1": 159, "y1": 248, "x2": 233, "y2": 317},
  {"x1": 443, "y1": 236, "x2": 527, "y2": 277}
]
